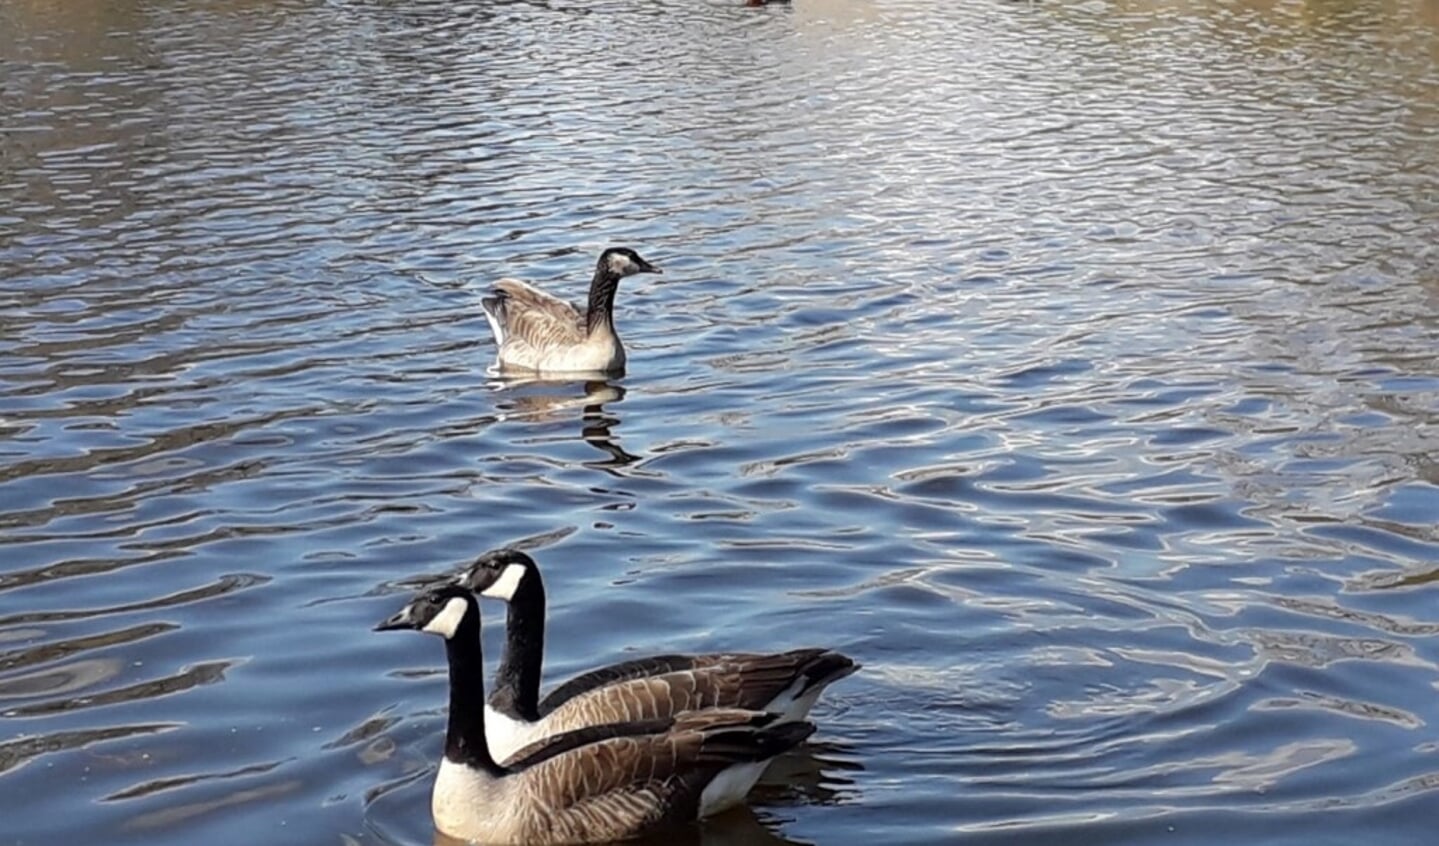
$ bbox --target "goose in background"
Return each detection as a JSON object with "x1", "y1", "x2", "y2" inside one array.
[
  {"x1": 481, "y1": 247, "x2": 660, "y2": 375},
  {"x1": 375, "y1": 585, "x2": 814, "y2": 845},
  {"x1": 456, "y1": 548, "x2": 859, "y2": 763}
]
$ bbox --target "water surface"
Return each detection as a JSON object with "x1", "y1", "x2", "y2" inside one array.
[{"x1": 2, "y1": 0, "x2": 1438, "y2": 844}]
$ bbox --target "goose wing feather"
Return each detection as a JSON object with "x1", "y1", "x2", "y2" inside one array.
[
  {"x1": 503, "y1": 716, "x2": 678, "y2": 766},
  {"x1": 536, "y1": 649, "x2": 845, "y2": 734},
  {"x1": 504, "y1": 710, "x2": 813, "y2": 841},
  {"x1": 537, "y1": 654, "x2": 701, "y2": 714},
  {"x1": 485, "y1": 278, "x2": 587, "y2": 354}
]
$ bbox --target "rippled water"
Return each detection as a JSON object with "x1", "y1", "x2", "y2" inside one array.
[{"x1": 3, "y1": 0, "x2": 1438, "y2": 843}]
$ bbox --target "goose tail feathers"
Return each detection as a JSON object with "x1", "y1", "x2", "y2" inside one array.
[
  {"x1": 799, "y1": 651, "x2": 860, "y2": 696},
  {"x1": 480, "y1": 293, "x2": 508, "y2": 347},
  {"x1": 699, "y1": 719, "x2": 815, "y2": 765}
]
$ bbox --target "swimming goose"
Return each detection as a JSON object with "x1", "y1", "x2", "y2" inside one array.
[
  {"x1": 457, "y1": 548, "x2": 859, "y2": 764},
  {"x1": 481, "y1": 247, "x2": 661, "y2": 375},
  {"x1": 376, "y1": 585, "x2": 814, "y2": 845}
]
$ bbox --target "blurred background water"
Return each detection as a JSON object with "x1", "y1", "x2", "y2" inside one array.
[{"x1": 2, "y1": 0, "x2": 1437, "y2": 844}]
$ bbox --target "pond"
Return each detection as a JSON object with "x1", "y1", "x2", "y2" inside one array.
[{"x1": 1, "y1": 0, "x2": 1437, "y2": 844}]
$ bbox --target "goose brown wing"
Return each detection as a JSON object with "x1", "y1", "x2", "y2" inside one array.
[
  {"x1": 537, "y1": 649, "x2": 839, "y2": 733},
  {"x1": 506, "y1": 710, "x2": 813, "y2": 841},
  {"x1": 489, "y1": 278, "x2": 587, "y2": 350},
  {"x1": 503, "y1": 716, "x2": 678, "y2": 768},
  {"x1": 537, "y1": 651, "x2": 820, "y2": 714},
  {"x1": 537, "y1": 654, "x2": 701, "y2": 714}
]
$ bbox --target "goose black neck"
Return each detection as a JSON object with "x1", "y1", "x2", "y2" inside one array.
[
  {"x1": 443, "y1": 611, "x2": 504, "y2": 775},
  {"x1": 490, "y1": 572, "x2": 546, "y2": 722},
  {"x1": 585, "y1": 264, "x2": 622, "y2": 335}
]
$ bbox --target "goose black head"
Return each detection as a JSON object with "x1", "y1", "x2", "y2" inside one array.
[
  {"x1": 599, "y1": 247, "x2": 662, "y2": 278},
  {"x1": 375, "y1": 584, "x2": 477, "y2": 639},
  {"x1": 457, "y1": 548, "x2": 538, "y2": 603}
]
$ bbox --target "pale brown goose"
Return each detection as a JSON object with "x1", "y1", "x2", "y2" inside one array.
[
  {"x1": 457, "y1": 548, "x2": 859, "y2": 763},
  {"x1": 375, "y1": 584, "x2": 814, "y2": 845},
  {"x1": 481, "y1": 247, "x2": 661, "y2": 375}
]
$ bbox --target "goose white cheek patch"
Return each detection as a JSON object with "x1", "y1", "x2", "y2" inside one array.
[
  {"x1": 482, "y1": 564, "x2": 527, "y2": 602},
  {"x1": 423, "y1": 597, "x2": 469, "y2": 638}
]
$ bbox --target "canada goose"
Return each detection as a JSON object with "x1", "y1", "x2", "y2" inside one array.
[
  {"x1": 481, "y1": 247, "x2": 661, "y2": 375},
  {"x1": 457, "y1": 548, "x2": 859, "y2": 763},
  {"x1": 376, "y1": 585, "x2": 814, "y2": 845}
]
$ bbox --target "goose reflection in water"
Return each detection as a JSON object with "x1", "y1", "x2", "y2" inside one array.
[
  {"x1": 749, "y1": 738, "x2": 863, "y2": 809},
  {"x1": 490, "y1": 378, "x2": 640, "y2": 468}
]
